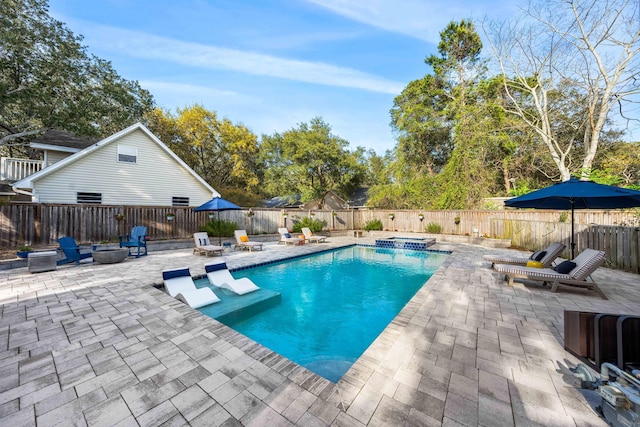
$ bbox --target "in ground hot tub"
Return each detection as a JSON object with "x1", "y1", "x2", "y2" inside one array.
[{"x1": 375, "y1": 236, "x2": 436, "y2": 251}]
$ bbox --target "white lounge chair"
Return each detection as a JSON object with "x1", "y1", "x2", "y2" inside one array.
[
  {"x1": 193, "y1": 232, "x2": 224, "y2": 257},
  {"x1": 278, "y1": 228, "x2": 304, "y2": 245},
  {"x1": 233, "y1": 230, "x2": 263, "y2": 251},
  {"x1": 494, "y1": 248, "x2": 607, "y2": 299},
  {"x1": 205, "y1": 262, "x2": 260, "y2": 295},
  {"x1": 162, "y1": 267, "x2": 220, "y2": 308},
  {"x1": 483, "y1": 242, "x2": 566, "y2": 268},
  {"x1": 301, "y1": 227, "x2": 326, "y2": 243}
]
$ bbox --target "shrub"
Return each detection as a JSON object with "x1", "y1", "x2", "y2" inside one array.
[
  {"x1": 364, "y1": 218, "x2": 383, "y2": 231},
  {"x1": 425, "y1": 222, "x2": 442, "y2": 234},
  {"x1": 199, "y1": 219, "x2": 238, "y2": 237},
  {"x1": 292, "y1": 217, "x2": 325, "y2": 233}
]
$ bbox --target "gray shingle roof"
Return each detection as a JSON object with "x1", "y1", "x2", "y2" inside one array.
[{"x1": 30, "y1": 129, "x2": 98, "y2": 150}]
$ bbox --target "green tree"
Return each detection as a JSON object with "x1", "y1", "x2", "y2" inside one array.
[
  {"x1": 426, "y1": 19, "x2": 484, "y2": 108},
  {"x1": 386, "y1": 20, "x2": 541, "y2": 208},
  {"x1": 429, "y1": 20, "x2": 494, "y2": 208},
  {"x1": 260, "y1": 117, "x2": 366, "y2": 201},
  {"x1": 0, "y1": 0, "x2": 154, "y2": 151},
  {"x1": 363, "y1": 149, "x2": 392, "y2": 186},
  {"x1": 593, "y1": 141, "x2": 640, "y2": 186},
  {"x1": 390, "y1": 75, "x2": 452, "y2": 176},
  {"x1": 144, "y1": 105, "x2": 260, "y2": 203}
]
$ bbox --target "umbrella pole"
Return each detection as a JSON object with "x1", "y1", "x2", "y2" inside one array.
[
  {"x1": 218, "y1": 211, "x2": 222, "y2": 246},
  {"x1": 570, "y1": 201, "x2": 575, "y2": 259}
]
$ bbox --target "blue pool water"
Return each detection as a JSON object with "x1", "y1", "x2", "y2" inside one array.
[{"x1": 200, "y1": 245, "x2": 448, "y2": 382}]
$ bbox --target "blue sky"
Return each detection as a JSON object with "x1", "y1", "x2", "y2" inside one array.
[{"x1": 47, "y1": 1, "x2": 525, "y2": 153}]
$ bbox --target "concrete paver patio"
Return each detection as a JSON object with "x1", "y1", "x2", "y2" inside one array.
[{"x1": 1, "y1": 235, "x2": 638, "y2": 426}]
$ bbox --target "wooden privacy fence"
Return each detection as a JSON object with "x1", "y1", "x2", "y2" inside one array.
[{"x1": 1, "y1": 203, "x2": 638, "y2": 272}]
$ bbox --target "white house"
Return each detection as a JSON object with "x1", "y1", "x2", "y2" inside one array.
[{"x1": 13, "y1": 122, "x2": 219, "y2": 206}]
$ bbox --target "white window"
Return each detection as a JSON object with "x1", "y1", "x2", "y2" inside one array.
[{"x1": 117, "y1": 145, "x2": 138, "y2": 163}]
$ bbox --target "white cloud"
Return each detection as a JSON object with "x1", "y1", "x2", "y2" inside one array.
[
  {"x1": 306, "y1": 0, "x2": 514, "y2": 43},
  {"x1": 76, "y1": 22, "x2": 405, "y2": 95},
  {"x1": 139, "y1": 81, "x2": 240, "y2": 98},
  {"x1": 247, "y1": 29, "x2": 364, "y2": 50}
]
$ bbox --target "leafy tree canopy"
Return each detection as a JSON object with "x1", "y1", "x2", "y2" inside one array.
[
  {"x1": 144, "y1": 105, "x2": 261, "y2": 205},
  {"x1": 260, "y1": 117, "x2": 367, "y2": 201},
  {"x1": 0, "y1": 0, "x2": 154, "y2": 153}
]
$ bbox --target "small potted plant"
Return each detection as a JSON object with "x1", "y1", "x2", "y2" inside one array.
[
  {"x1": 454, "y1": 216, "x2": 461, "y2": 225},
  {"x1": 389, "y1": 213, "x2": 395, "y2": 220},
  {"x1": 332, "y1": 211, "x2": 338, "y2": 217},
  {"x1": 166, "y1": 213, "x2": 175, "y2": 221},
  {"x1": 16, "y1": 246, "x2": 33, "y2": 258},
  {"x1": 282, "y1": 210, "x2": 288, "y2": 218},
  {"x1": 114, "y1": 213, "x2": 125, "y2": 221},
  {"x1": 418, "y1": 213, "x2": 424, "y2": 221},
  {"x1": 247, "y1": 209, "x2": 255, "y2": 217}
]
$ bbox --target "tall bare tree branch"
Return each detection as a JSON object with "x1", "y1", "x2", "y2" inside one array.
[{"x1": 486, "y1": 0, "x2": 640, "y2": 181}]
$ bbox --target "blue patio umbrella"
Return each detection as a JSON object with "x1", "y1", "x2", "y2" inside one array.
[
  {"x1": 505, "y1": 177, "x2": 640, "y2": 258},
  {"x1": 193, "y1": 197, "x2": 241, "y2": 245}
]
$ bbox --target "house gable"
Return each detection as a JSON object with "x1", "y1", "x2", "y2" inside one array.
[
  {"x1": 14, "y1": 123, "x2": 218, "y2": 206},
  {"x1": 302, "y1": 190, "x2": 348, "y2": 210}
]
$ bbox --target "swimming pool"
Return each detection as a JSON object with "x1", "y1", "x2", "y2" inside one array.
[{"x1": 198, "y1": 245, "x2": 449, "y2": 382}]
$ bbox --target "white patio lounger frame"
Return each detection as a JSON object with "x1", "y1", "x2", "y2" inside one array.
[
  {"x1": 301, "y1": 227, "x2": 326, "y2": 243},
  {"x1": 277, "y1": 228, "x2": 304, "y2": 245},
  {"x1": 233, "y1": 230, "x2": 263, "y2": 251},
  {"x1": 193, "y1": 232, "x2": 224, "y2": 257}
]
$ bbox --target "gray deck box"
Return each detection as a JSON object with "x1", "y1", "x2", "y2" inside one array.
[{"x1": 28, "y1": 251, "x2": 58, "y2": 273}]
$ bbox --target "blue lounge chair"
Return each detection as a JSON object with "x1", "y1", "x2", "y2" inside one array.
[
  {"x1": 57, "y1": 236, "x2": 93, "y2": 265},
  {"x1": 119, "y1": 226, "x2": 148, "y2": 257}
]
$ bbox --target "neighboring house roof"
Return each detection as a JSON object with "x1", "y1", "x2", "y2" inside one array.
[
  {"x1": 0, "y1": 183, "x2": 16, "y2": 196},
  {"x1": 29, "y1": 129, "x2": 99, "y2": 153},
  {"x1": 266, "y1": 189, "x2": 368, "y2": 210},
  {"x1": 263, "y1": 195, "x2": 302, "y2": 208},
  {"x1": 13, "y1": 122, "x2": 218, "y2": 198},
  {"x1": 347, "y1": 187, "x2": 370, "y2": 208}
]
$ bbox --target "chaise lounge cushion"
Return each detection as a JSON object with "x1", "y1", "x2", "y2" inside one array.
[
  {"x1": 554, "y1": 261, "x2": 576, "y2": 274},
  {"x1": 483, "y1": 242, "x2": 566, "y2": 269},
  {"x1": 530, "y1": 250, "x2": 546, "y2": 261},
  {"x1": 163, "y1": 268, "x2": 191, "y2": 281}
]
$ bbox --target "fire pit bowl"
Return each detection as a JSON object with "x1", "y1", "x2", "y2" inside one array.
[{"x1": 91, "y1": 248, "x2": 129, "y2": 264}]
